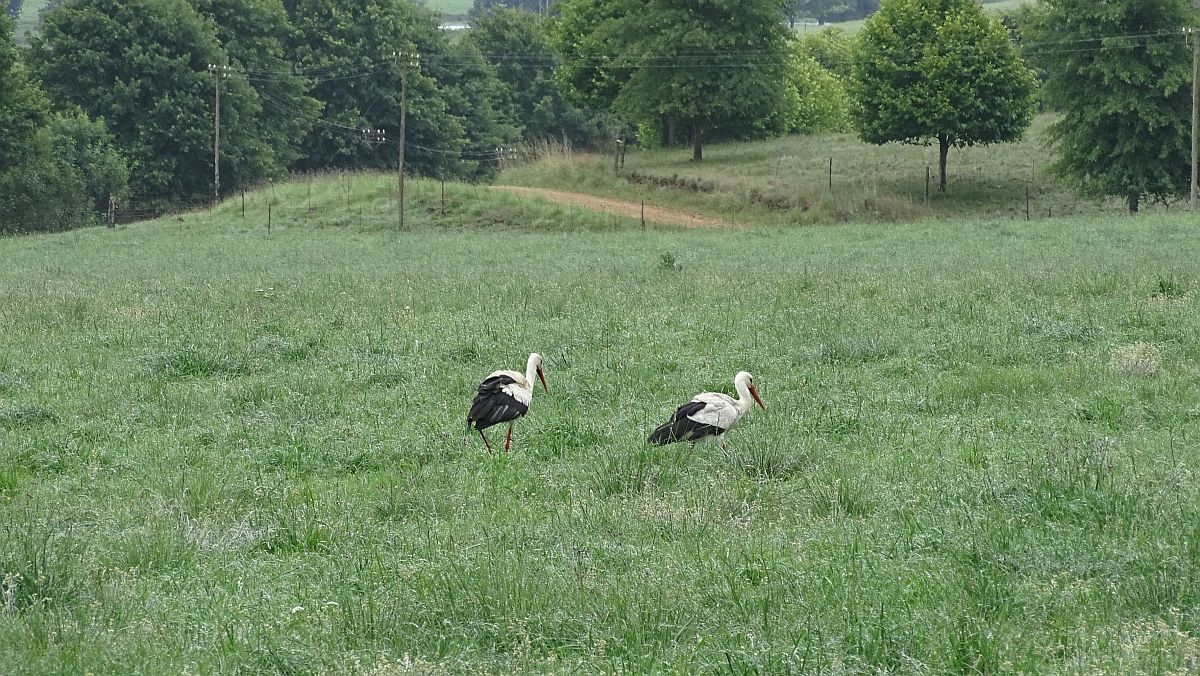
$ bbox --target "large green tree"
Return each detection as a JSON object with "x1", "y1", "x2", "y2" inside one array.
[
  {"x1": 0, "y1": 14, "x2": 94, "y2": 233},
  {"x1": 0, "y1": 12, "x2": 44, "y2": 170},
  {"x1": 1027, "y1": 0, "x2": 1193, "y2": 213},
  {"x1": 851, "y1": 0, "x2": 1036, "y2": 192},
  {"x1": 31, "y1": 0, "x2": 260, "y2": 205},
  {"x1": 190, "y1": 0, "x2": 320, "y2": 186},
  {"x1": 556, "y1": 0, "x2": 792, "y2": 161},
  {"x1": 288, "y1": 0, "x2": 515, "y2": 179},
  {"x1": 466, "y1": 7, "x2": 602, "y2": 148}
]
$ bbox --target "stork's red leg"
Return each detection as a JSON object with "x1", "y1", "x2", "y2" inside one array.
[
  {"x1": 504, "y1": 422, "x2": 513, "y2": 452},
  {"x1": 479, "y1": 429, "x2": 494, "y2": 454}
]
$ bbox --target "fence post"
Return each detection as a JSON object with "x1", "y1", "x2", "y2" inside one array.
[
  {"x1": 1025, "y1": 186, "x2": 1030, "y2": 221},
  {"x1": 828, "y1": 157, "x2": 833, "y2": 190},
  {"x1": 241, "y1": 190, "x2": 245, "y2": 218},
  {"x1": 925, "y1": 167, "x2": 930, "y2": 203},
  {"x1": 268, "y1": 202, "x2": 272, "y2": 234}
]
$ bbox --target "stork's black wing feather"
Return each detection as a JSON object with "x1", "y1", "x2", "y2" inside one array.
[
  {"x1": 467, "y1": 375, "x2": 529, "y2": 432},
  {"x1": 647, "y1": 400, "x2": 723, "y2": 445}
]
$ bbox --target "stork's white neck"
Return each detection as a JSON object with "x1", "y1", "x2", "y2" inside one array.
[
  {"x1": 524, "y1": 353, "x2": 542, "y2": 395},
  {"x1": 733, "y1": 376, "x2": 754, "y2": 414}
]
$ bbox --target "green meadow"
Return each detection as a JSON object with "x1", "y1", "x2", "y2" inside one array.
[
  {"x1": 2, "y1": 174, "x2": 1200, "y2": 672},
  {"x1": 499, "y1": 116, "x2": 1172, "y2": 229}
]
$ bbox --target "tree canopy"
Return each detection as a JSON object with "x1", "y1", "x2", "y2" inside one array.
[
  {"x1": 31, "y1": 0, "x2": 260, "y2": 205},
  {"x1": 851, "y1": 0, "x2": 1036, "y2": 191},
  {"x1": 466, "y1": 7, "x2": 602, "y2": 148},
  {"x1": 1027, "y1": 0, "x2": 1194, "y2": 213},
  {"x1": 556, "y1": 0, "x2": 793, "y2": 161},
  {"x1": 0, "y1": 14, "x2": 101, "y2": 233}
]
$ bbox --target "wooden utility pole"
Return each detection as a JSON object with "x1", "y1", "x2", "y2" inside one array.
[
  {"x1": 207, "y1": 64, "x2": 232, "y2": 206},
  {"x1": 392, "y1": 50, "x2": 419, "y2": 230}
]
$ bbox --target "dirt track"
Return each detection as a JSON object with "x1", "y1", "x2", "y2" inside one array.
[{"x1": 490, "y1": 185, "x2": 740, "y2": 228}]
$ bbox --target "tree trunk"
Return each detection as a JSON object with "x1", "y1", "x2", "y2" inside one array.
[
  {"x1": 1128, "y1": 192, "x2": 1140, "y2": 214},
  {"x1": 692, "y1": 125, "x2": 702, "y2": 162},
  {"x1": 667, "y1": 115, "x2": 676, "y2": 148},
  {"x1": 938, "y1": 134, "x2": 949, "y2": 193}
]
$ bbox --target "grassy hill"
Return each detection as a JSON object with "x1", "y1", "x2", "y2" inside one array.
[
  {"x1": 2, "y1": 175, "x2": 1200, "y2": 672},
  {"x1": 499, "y1": 115, "x2": 1177, "y2": 227}
]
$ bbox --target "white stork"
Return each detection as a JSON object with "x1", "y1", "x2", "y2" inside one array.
[
  {"x1": 467, "y1": 352, "x2": 548, "y2": 453},
  {"x1": 648, "y1": 371, "x2": 765, "y2": 448}
]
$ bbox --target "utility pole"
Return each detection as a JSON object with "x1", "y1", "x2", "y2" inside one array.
[
  {"x1": 207, "y1": 64, "x2": 232, "y2": 206},
  {"x1": 1189, "y1": 26, "x2": 1199, "y2": 210},
  {"x1": 392, "y1": 50, "x2": 420, "y2": 230}
]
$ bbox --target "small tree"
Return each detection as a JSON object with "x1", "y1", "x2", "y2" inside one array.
[
  {"x1": 556, "y1": 0, "x2": 792, "y2": 161},
  {"x1": 852, "y1": 0, "x2": 1036, "y2": 192},
  {"x1": 1028, "y1": 0, "x2": 1193, "y2": 213}
]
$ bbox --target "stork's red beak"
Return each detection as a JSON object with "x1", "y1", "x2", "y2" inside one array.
[
  {"x1": 537, "y1": 366, "x2": 548, "y2": 392},
  {"x1": 749, "y1": 385, "x2": 765, "y2": 411}
]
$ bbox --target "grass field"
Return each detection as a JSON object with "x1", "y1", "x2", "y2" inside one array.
[
  {"x1": 3, "y1": 174, "x2": 1200, "y2": 672},
  {"x1": 800, "y1": 0, "x2": 1027, "y2": 34},
  {"x1": 500, "y1": 115, "x2": 1182, "y2": 228}
]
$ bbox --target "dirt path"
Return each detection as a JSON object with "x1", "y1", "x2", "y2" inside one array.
[{"x1": 490, "y1": 185, "x2": 741, "y2": 228}]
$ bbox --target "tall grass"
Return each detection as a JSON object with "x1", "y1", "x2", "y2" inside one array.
[{"x1": 1, "y1": 177, "x2": 1199, "y2": 672}]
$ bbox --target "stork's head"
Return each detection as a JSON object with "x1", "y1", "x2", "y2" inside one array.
[
  {"x1": 529, "y1": 352, "x2": 548, "y2": 392},
  {"x1": 735, "y1": 371, "x2": 765, "y2": 411}
]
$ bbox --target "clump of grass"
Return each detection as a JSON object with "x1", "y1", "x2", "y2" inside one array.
[
  {"x1": 809, "y1": 476, "x2": 873, "y2": 517},
  {"x1": 1152, "y1": 273, "x2": 1190, "y2": 300},
  {"x1": 625, "y1": 172, "x2": 716, "y2": 194},
  {"x1": 1108, "y1": 342, "x2": 1163, "y2": 376},
  {"x1": 658, "y1": 252, "x2": 682, "y2": 272},
  {"x1": 153, "y1": 347, "x2": 248, "y2": 380},
  {"x1": 0, "y1": 403, "x2": 58, "y2": 430},
  {"x1": 728, "y1": 444, "x2": 802, "y2": 481},
  {"x1": 1, "y1": 526, "x2": 83, "y2": 613}
]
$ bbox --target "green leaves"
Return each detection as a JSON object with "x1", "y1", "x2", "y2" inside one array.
[
  {"x1": 556, "y1": 0, "x2": 794, "y2": 158},
  {"x1": 1027, "y1": 0, "x2": 1193, "y2": 212},
  {"x1": 851, "y1": 0, "x2": 1036, "y2": 190}
]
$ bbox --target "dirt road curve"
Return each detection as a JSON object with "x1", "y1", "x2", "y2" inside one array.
[{"x1": 490, "y1": 185, "x2": 740, "y2": 228}]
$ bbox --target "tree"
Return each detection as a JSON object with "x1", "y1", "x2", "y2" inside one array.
[
  {"x1": 433, "y1": 39, "x2": 522, "y2": 181},
  {"x1": 0, "y1": 14, "x2": 92, "y2": 234},
  {"x1": 851, "y1": 0, "x2": 1036, "y2": 192},
  {"x1": 48, "y1": 110, "x2": 130, "y2": 213},
  {"x1": 31, "y1": 0, "x2": 262, "y2": 206},
  {"x1": 288, "y1": 0, "x2": 497, "y2": 178},
  {"x1": 0, "y1": 12, "x2": 46, "y2": 170},
  {"x1": 796, "y1": 27, "x2": 854, "y2": 78},
  {"x1": 189, "y1": 0, "x2": 320, "y2": 186},
  {"x1": 466, "y1": 7, "x2": 602, "y2": 148},
  {"x1": 782, "y1": 42, "x2": 852, "y2": 135},
  {"x1": 1027, "y1": 0, "x2": 1193, "y2": 213},
  {"x1": 556, "y1": 0, "x2": 793, "y2": 161}
]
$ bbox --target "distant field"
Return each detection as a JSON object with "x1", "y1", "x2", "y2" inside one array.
[
  {"x1": 2, "y1": 174, "x2": 1200, "y2": 672},
  {"x1": 803, "y1": 0, "x2": 1028, "y2": 34},
  {"x1": 501, "y1": 115, "x2": 1166, "y2": 228}
]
